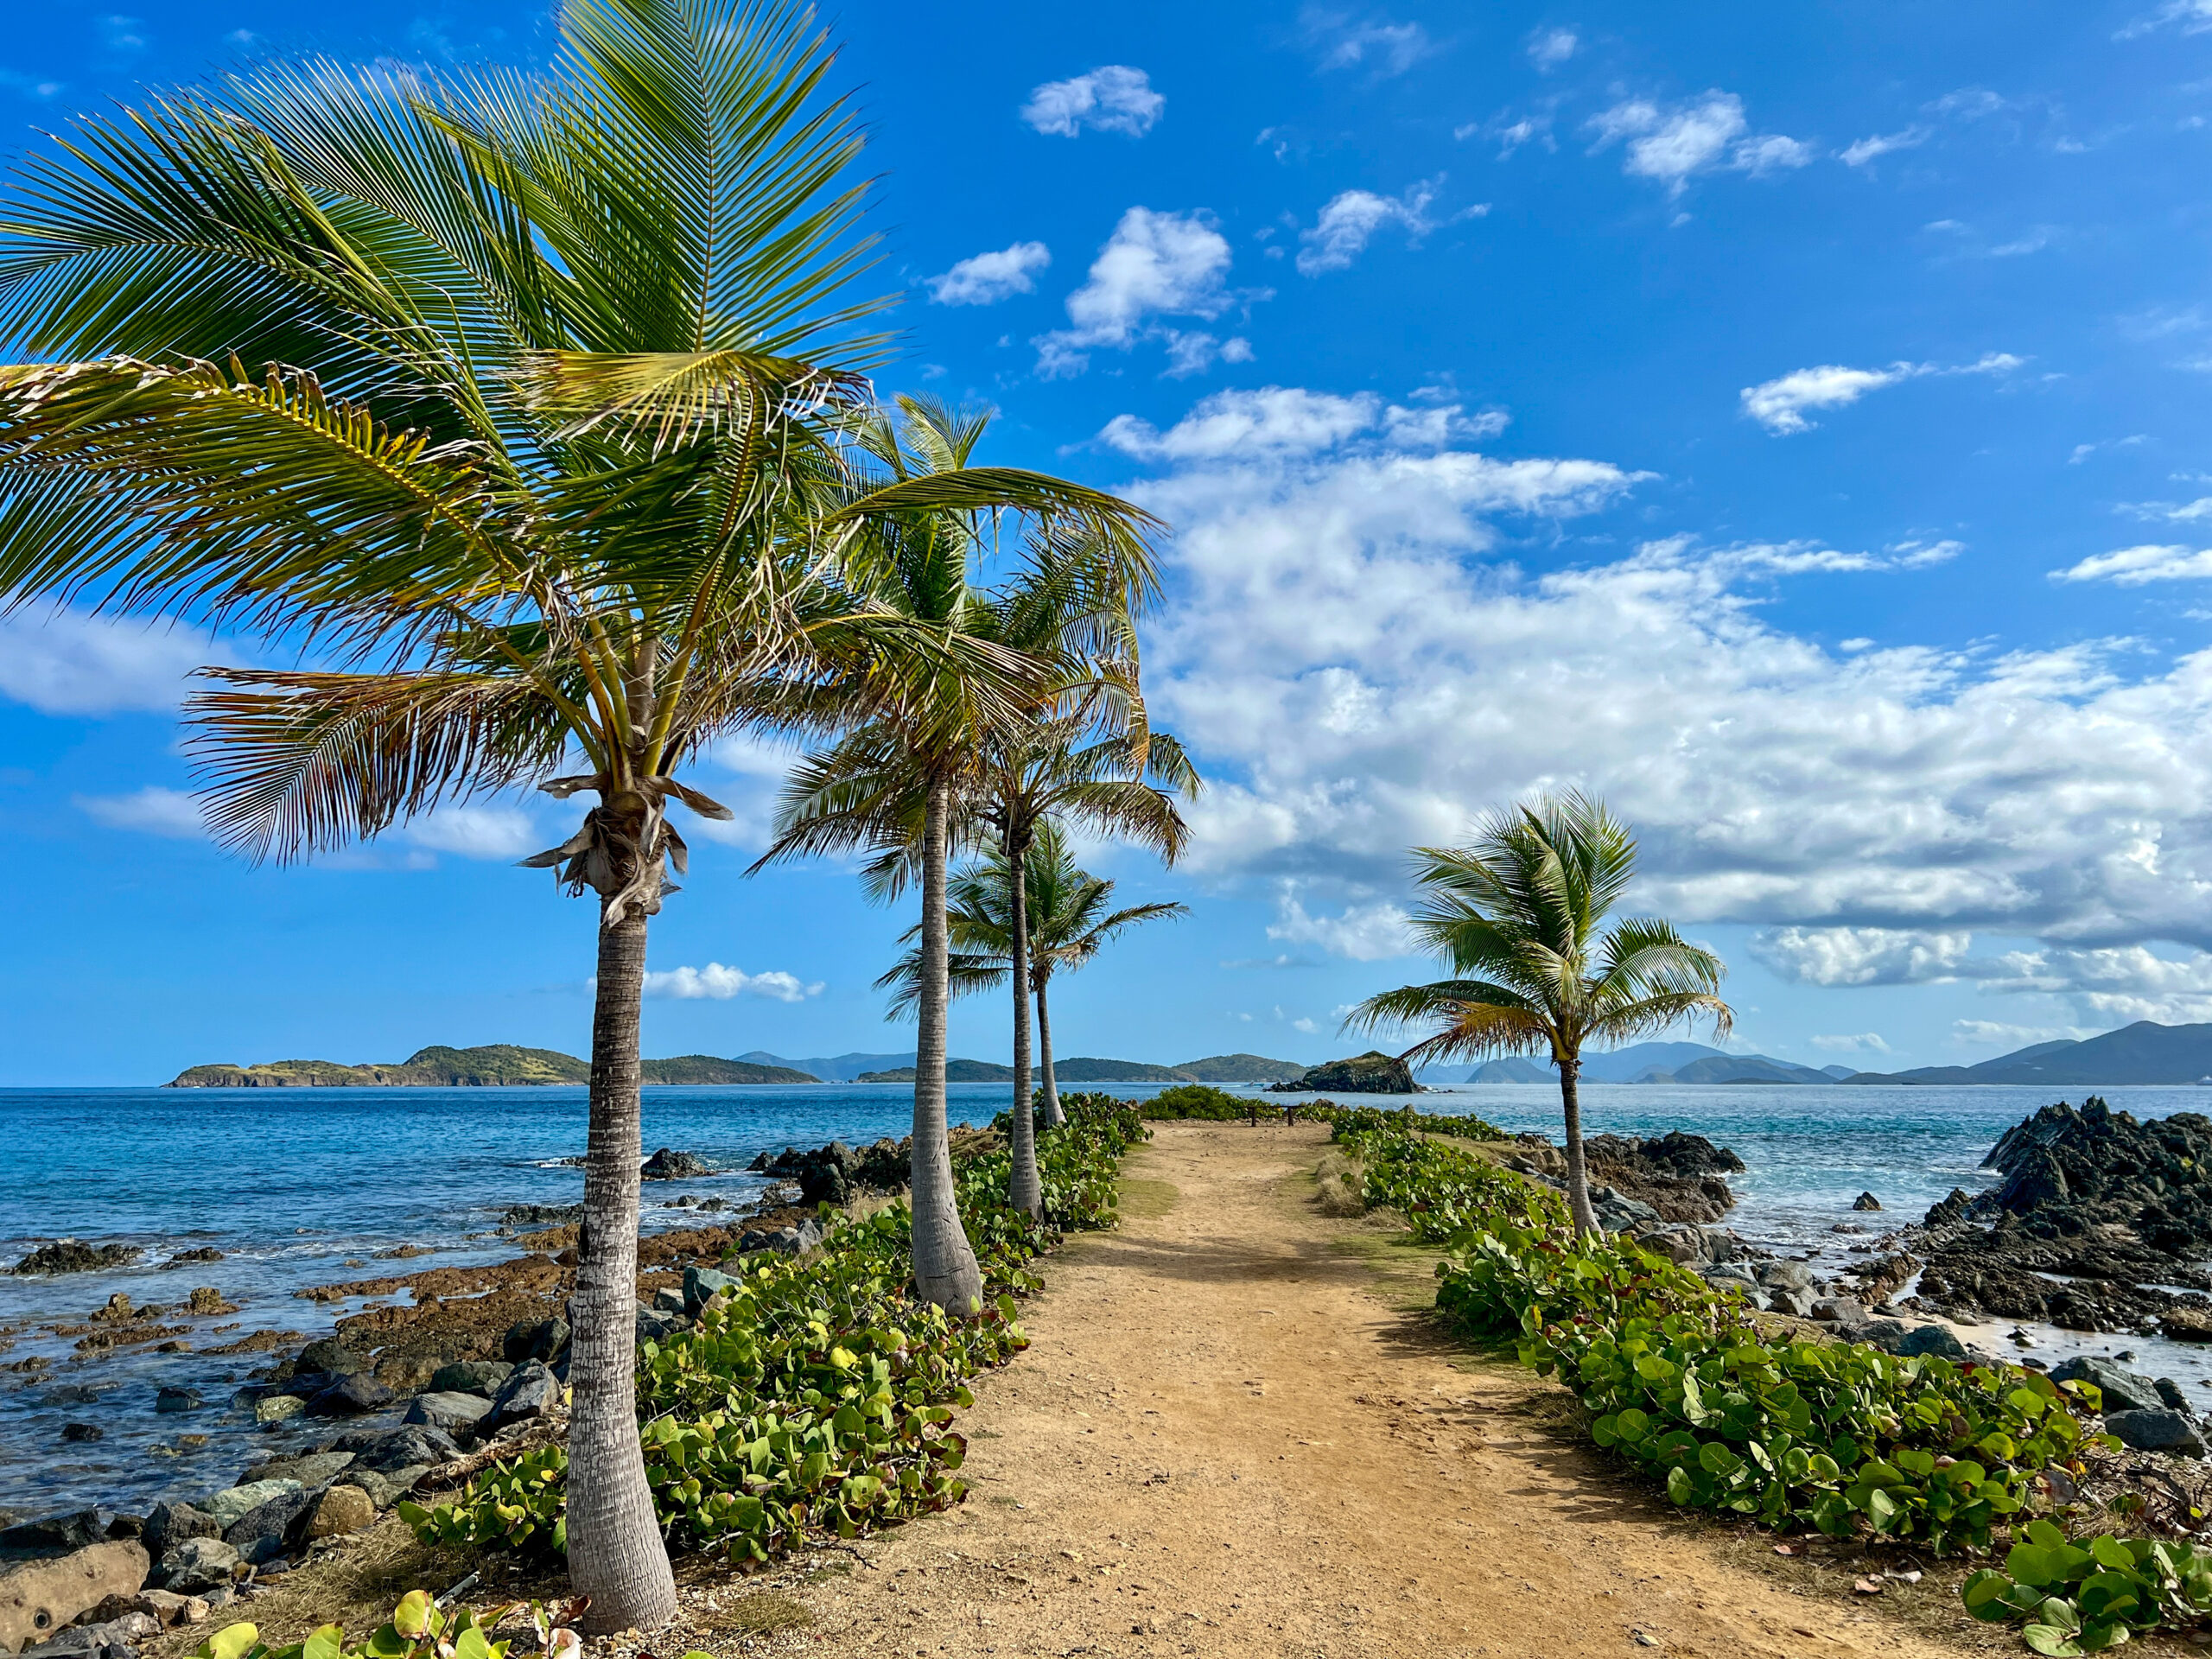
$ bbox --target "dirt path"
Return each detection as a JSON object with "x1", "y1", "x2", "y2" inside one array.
[{"x1": 759, "y1": 1122, "x2": 1981, "y2": 1659}]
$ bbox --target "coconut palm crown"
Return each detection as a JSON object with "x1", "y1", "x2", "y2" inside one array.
[{"x1": 1344, "y1": 791, "x2": 1732, "y2": 1236}]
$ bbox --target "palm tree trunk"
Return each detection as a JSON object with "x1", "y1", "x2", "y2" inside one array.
[
  {"x1": 912, "y1": 773, "x2": 984, "y2": 1311},
  {"x1": 1006, "y1": 830, "x2": 1042, "y2": 1218},
  {"x1": 1036, "y1": 973, "x2": 1063, "y2": 1128},
  {"x1": 1559, "y1": 1054, "x2": 1598, "y2": 1237},
  {"x1": 566, "y1": 900, "x2": 678, "y2": 1634}
]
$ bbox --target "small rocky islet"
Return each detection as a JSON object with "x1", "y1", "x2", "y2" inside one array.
[{"x1": 0, "y1": 1132, "x2": 944, "y2": 1659}]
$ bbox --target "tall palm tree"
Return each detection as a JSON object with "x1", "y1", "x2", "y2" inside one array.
[
  {"x1": 753, "y1": 398, "x2": 1160, "y2": 1299},
  {"x1": 0, "y1": 0, "x2": 1141, "y2": 1628},
  {"x1": 880, "y1": 821, "x2": 1188, "y2": 1128},
  {"x1": 1344, "y1": 792, "x2": 1732, "y2": 1236}
]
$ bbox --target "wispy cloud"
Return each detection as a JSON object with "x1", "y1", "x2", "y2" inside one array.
[
  {"x1": 1020, "y1": 67, "x2": 1163, "y2": 138},
  {"x1": 1296, "y1": 180, "x2": 1464, "y2": 276},
  {"x1": 1840, "y1": 126, "x2": 1929, "y2": 168},
  {"x1": 1740, "y1": 352, "x2": 2024, "y2": 435},
  {"x1": 925, "y1": 241, "x2": 1050, "y2": 306},
  {"x1": 2050, "y1": 543, "x2": 2212, "y2": 585},
  {"x1": 1525, "y1": 28, "x2": 1577, "y2": 69},
  {"x1": 1303, "y1": 8, "x2": 1433, "y2": 75},
  {"x1": 77, "y1": 787, "x2": 207, "y2": 839},
  {"x1": 1585, "y1": 92, "x2": 1812, "y2": 196}
]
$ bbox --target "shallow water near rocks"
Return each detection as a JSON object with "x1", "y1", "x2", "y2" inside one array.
[{"x1": 3, "y1": 1077, "x2": 2212, "y2": 1522}]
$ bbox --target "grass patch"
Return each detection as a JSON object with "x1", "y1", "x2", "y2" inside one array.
[
  {"x1": 1314, "y1": 1148, "x2": 1366, "y2": 1217},
  {"x1": 1117, "y1": 1176, "x2": 1179, "y2": 1219},
  {"x1": 701, "y1": 1591, "x2": 813, "y2": 1636}
]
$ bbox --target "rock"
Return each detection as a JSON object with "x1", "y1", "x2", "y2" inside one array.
[
  {"x1": 334, "y1": 1466, "x2": 428, "y2": 1510},
  {"x1": 2158, "y1": 1377, "x2": 2192, "y2": 1410},
  {"x1": 1895, "y1": 1325, "x2": 1968, "y2": 1361},
  {"x1": 2165, "y1": 1304, "x2": 2212, "y2": 1341},
  {"x1": 38, "y1": 1389, "x2": 99, "y2": 1409},
  {"x1": 634, "y1": 1304, "x2": 683, "y2": 1344},
  {"x1": 306, "y1": 1373, "x2": 390, "y2": 1416},
  {"x1": 402, "y1": 1392, "x2": 490, "y2": 1432},
  {"x1": 331, "y1": 1424, "x2": 462, "y2": 1472},
  {"x1": 152, "y1": 1389, "x2": 200, "y2": 1415},
  {"x1": 1633, "y1": 1230, "x2": 1700, "y2": 1266},
  {"x1": 0, "y1": 1544, "x2": 150, "y2": 1654},
  {"x1": 251, "y1": 1396, "x2": 305, "y2": 1425},
  {"x1": 639, "y1": 1148, "x2": 715, "y2": 1179},
  {"x1": 196, "y1": 1484, "x2": 302, "y2": 1532},
  {"x1": 647, "y1": 1286, "x2": 686, "y2": 1317},
  {"x1": 372, "y1": 1356, "x2": 437, "y2": 1394},
  {"x1": 1756, "y1": 1261, "x2": 1816, "y2": 1293},
  {"x1": 138, "y1": 1507, "x2": 216, "y2": 1564},
  {"x1": 182, "y1": 1289, "x2": 234, "y2": 1317},
  {"x1": 238, "y1": 1453, "x2": 353, "y2": 1490},
  {"x1": 2050, "y1": 1357, "x2": 2167, "y2": 1414},
  {"x1": 294, "y1": 1338, "x2": 365, "y2": 1377},
  {"x1": 149, "y1": 1539, "x2": 236, "y2": 1597},
  {"x1": 0, "y1": 1516, "x2": 106, "y2": 1560},
  {"x1": 1698, "y1": 1262, "x2": 1758, "y2": 1287},
  {"x1": 302, "y1": 1486, "x2": 373, "y2": 1541},
  {"x1": 75, "y1": 1594, "x2": 176, "y2": 1630},
  {"x1": 484, "y1": 1361, "x2": 558, "y2": 1430},
  {"x1": 683, "y1": 1267, "x2": 741, "y2": 1315},
  {"x1": 27, "y1": 1610, "x2": 158, "y2": 1659},
  {"x1": 57, "y1": 1427, "x2": 100, "y2": 1446},
  {"x1": 1810, "y1": 1296, "x2": 1866, "y2": 1325},
  {"x1": 137, "y1": 1591, "x2": 205, "y2": 1628},
  {"x1": 160, "y1": 1249, "x2": 222, "y2": 1271},
  {"x1": 1267, "y1": 1051, "x2": 1418, "y2": 1095},
  {"x1": 1923, "y1": 1188, "x2": 1973, "y2": 1228},
  {"x1": 502, "y1": 1318, "x2": 569, "y2": 1365},
  {"x1": 1764, "y1": 1287, "x2": 1815, "y2": 1319},
  {"x1": 220, "y1": 1489, "x2": 318, "y2": 1567},
  {"x1": 1851, "y1": 1192, "x2": 1882, "y2": 1211},
  {"x1": 2104, "y1": 1408, "x2": 2209, "y2": 1457},
  {"x1": 1843, "y1": 1319, "x2": 1912, "y2": 1352},
  {"x1": 1590, "y1": 1188, "x2": 1662, "y2": 1231},
  {"x1": 427, "y1": 1361, "x2": 512, "y2": 1397},
  {"x1": 8, "y1": 1243, "x2": 141, "y2": 1277}
]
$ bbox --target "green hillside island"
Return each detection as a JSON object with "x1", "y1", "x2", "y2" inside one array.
[
  {"x1": 854, "y1": 1052, "x2": 1306, "y2": 1084},
  {"x1": 167, "y1": 1044, "x2": 820, "y2": 1087},
  {"x1": 1845, "y1": 1019, "x2": 2212, "y2": 1086}
]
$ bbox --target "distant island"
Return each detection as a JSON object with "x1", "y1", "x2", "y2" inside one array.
[
  {"x1": 1845, "y1": 1020, "x2": 2212, "y2": 1086},
  {"x1": 854, "y1": 1052, "x2": 1307, "y2": 1084},
  {"x1": 1464, "y1": 1041, "x2": 1853, "y2": 1085},
  {"x1": 168, "y1": 1044, "x2": 820, "y2": 1088},
  {"x1": 169, "y1": 1043, "x2": 1307, "y2": 1089}
]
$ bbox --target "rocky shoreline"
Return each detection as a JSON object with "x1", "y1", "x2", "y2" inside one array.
[{"x1": 0, "y1": 1132, "x2": 944, "y2": 1659}]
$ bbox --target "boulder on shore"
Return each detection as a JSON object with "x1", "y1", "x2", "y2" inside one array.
[
  {"x1": 2104, "y1": 1408, "x2": 2208, "y2": 1458},
  {"x1": 0, "y1": 1542, "x2": 149, "y2": 1654},
  {"x1": 639, "y1": 1148, "x2": 715, "y2": 1180}
]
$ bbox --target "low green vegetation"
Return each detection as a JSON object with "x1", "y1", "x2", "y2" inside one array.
[
  {"x1": 402, "y1": 1099, "x2": 1146, "y2": 1568},
  {"x1": 190, "y1": 1592, "x2": 624, "y2": 1659},
  {"x1": 1327, "y1": 1114, "x2": 2189, "y2": 1651}
]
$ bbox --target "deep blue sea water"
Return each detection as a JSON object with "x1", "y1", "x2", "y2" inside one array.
[{"x1": 4, "y1": 1077, "x2": 2212, "y2": 1520}]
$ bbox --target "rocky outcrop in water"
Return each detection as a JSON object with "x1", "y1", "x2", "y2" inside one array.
[
  {"x1": 1266, "y1": 1052, "x2": 1419, "y2": 1094},
  {"x1": 1900, "y1": 1097, "x2": 2212, "y2": 1337}
]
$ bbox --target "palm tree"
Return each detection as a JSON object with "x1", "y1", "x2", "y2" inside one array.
[
  {"x1": 880, "y1": 821, "x2": 1188, "y2": 1128},
  {"x1": 0, "y1": 0, "x2": 1141, "y2": 1628},
  {"x1": 1344, "y1": 792, "x2": 1731, "y2": 1236},
  {"x1": 753, "y1": 398, "x2": 1160, "y2": 1299}
]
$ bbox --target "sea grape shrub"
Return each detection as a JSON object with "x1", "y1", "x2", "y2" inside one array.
[
  {"x1": 1140, "y1": 1084, "x2": 1251, "y2": 1120},
  {"x1": 1324, "y1": 1103, "x2": 1510, "y2": 1144},
  {"x1": 1332, "y1": 1121, "x2": 2101, "y2": 1554},
  {"x1": 1962, "y1": 1521, "x2": 2212, "y2": 1655},
  {"x1": 189, "y1": 1592, "x2": 635, "y2": 1659},
  {"x1": 406, "y1": 1107, "x2": 1138, "y2": 1567}
]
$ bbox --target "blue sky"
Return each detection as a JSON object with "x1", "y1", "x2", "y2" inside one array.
[{"x1": 7, "y1": 0, "x2": 2212, "y2": 1083}]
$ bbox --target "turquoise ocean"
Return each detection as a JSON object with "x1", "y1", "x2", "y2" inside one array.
[{"x1": 3, "y1": 1078, "x2": 2209, "y2": 1520}]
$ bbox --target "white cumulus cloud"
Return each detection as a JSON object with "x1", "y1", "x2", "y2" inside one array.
[
  {"x1": 2051, "y1": 544, "x2": 2212, "y2": 585},
  {"x1": 1740, "y1": 352, "x2": 2023, "y2": 435},
  {"x1": 1020, "y1": 67, "x2": 1163, "y2": 138},
  {"x1": 643, "y1": 963, "x2": 825, "y2": 1002},
  {"x1": 1808, "y1": 1032, "x2": 1891, "y2": 1053},
  {"x1": 1585, "y1": 92, "x2": 1813, "y2": 195},
  {"x1": 0, "y1": 609, "x2": 236, "y2": 715},
  {"x1": 1098, "y1": 385, "x2": 1507, "y2": 464},
  {"x1": 1033, "y1": 207, "x2": 1262, "y2": 378},
  {"x1": 926, "y1": 241, "x2": 1050, "y2": 306},
  {"x1": 403, "y1": 805, "x2": 540, "y2": 860},
  {"x1": 1266, "y1": 886, "x2": 1414, "y2": 961},
  {"x1": 1296, "y1": 181, "x2": 1451, "y2": 276},
  {"x1": 1106, "y1": 383, "x2": 2212, "y2": 1014}
]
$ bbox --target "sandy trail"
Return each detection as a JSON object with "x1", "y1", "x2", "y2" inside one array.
[{"x1": 770, "y1": 1121, "x2": 1974, "y2": 1659}]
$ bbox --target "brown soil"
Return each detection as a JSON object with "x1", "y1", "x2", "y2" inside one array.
[{"x1": 745, "y1": 1122, "x2": 1991, "y2": 1659}]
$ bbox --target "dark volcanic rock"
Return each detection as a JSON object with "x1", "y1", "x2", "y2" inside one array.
[
  {"x1": 306, "y1": 1373, "x2": 390, "y2": 1416},
  {"x1": 1585, "y1": 1132, "x2": 1742, "y2": 1223},
  {"x1": 2050, "y1": 1356, "x2": 2166, "y2": 1414},
  {"x1": 1266, "y1": 1051, "x2": 1416, "y2": 1094},
  {"x1": 639, "y1": 1148, "x2": 715, "y2": 1180},
  {"x1": 332, "y1": 1424, "x2": 463, "y2": 1472},
  {"x1": 2105, "y1": 1408, "x2": 2207, "y2": 1457},
  {"x1": 141, "y1": 1504, "x2": 218, "y2": 1561},
  {"x1": 0, "y1": 1510, "x2": 105, "y2": 1558},
  {"x1": 754, "y1": 1137, "x2": 907, "y2": 1202},
  {"x1": 484, "y1": 1361, "x2": 558, "y2": 1430},
  {"x1": 1853, "y1": 1192, "x2": 1883, "y2": 1211},
  {"x1": 502, "y1": 1317, "x2": 569, "y2": 1364},
  {"x1": 9, "y1": 1241, "x2": 142, "y2": 1275}
]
